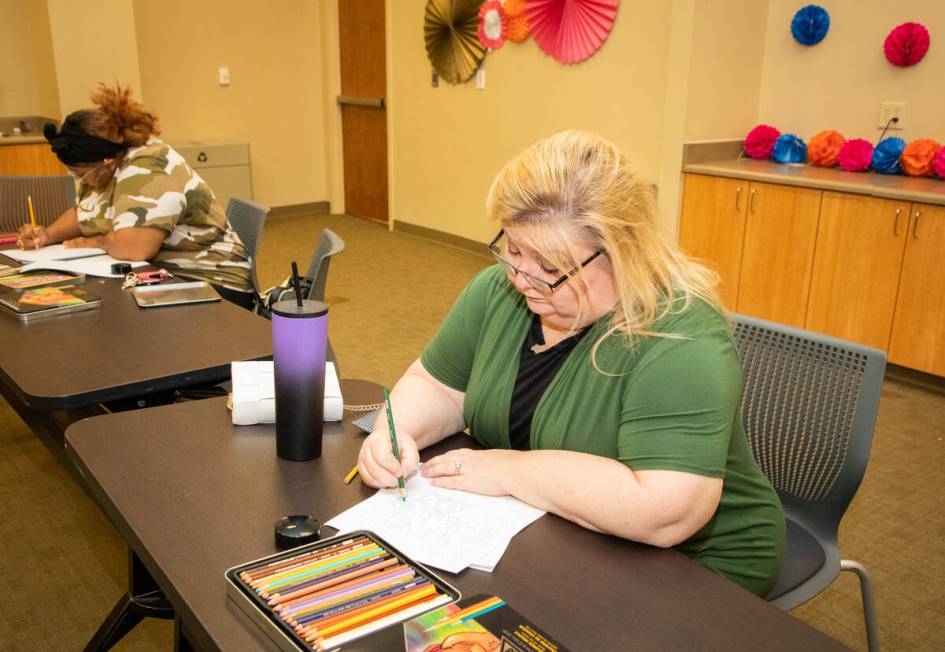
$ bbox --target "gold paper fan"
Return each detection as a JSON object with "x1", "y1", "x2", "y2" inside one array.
[{"x1": 425, "y1": 0, "x2": 486, "y2": 84}]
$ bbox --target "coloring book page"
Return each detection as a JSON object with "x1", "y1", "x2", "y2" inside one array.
[{"x1": 326, "y1": 474, "x2": 545, "y2": 573}]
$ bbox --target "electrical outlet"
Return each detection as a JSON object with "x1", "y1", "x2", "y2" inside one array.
[
  {"x1": 475, "y1": 68, "x2": 486, "y2": 90},
  {"x1": 218, "y1": 67, "x2": 231, "y2": 86},
  {"x1": 878, "y1": 101, "x2": 905, "y2": 130}
]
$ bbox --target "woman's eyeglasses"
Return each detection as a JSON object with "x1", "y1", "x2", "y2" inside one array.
[{"x1": 488, "y1": 229, "x2": 602, "y2": 295}]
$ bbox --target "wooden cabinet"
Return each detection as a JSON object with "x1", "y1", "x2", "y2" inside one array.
[
  {"x1": 0, "y1": 143, "x2": 67, "y2": 176},
  {"x1": 806, "y1": 192, "x2": 910, "y2": 350},
  {"x1": 678, "y1": 174, "x2": 747, "y2": 308},
  {"x1": 679, "y1": 172, "x2": 945, "y2": 377},
  {"x1": 888, "y1": 203, "x2": 945, "y2": 376},
  {"x1": 736, "y1": 182, "x2": 821, "y2": 328}
]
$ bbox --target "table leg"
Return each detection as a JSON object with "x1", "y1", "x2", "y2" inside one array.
[{"x1": 83, "y1": 548, "x2": 175, "y2": 651}]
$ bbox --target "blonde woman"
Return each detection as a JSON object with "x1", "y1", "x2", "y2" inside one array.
[{"x1": 357, "y1": 131, "x2": 785, "y2": 596}]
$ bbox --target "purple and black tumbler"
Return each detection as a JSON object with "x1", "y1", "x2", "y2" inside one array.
[{"x1": 271, "y1": 298, "x2": 328, "y2": 461}]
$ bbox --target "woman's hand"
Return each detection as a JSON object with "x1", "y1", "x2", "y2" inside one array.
[
  {"x1": 421, "y1": 448, "x2": 518, "y2": 497},
  {"x1": 357, "y1": 427, "x2": 421, "y2": 489},
  {"x1": 17, "y1": 224, "x2": 49, "y2": 249}
]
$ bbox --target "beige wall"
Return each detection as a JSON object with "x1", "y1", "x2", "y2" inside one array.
[
  {"x1": 133, "y1": 0, "x2": 329, "y2": 209},
  {"x1": 387, "y1": 1, "x2": 674, "y2": 244},
  {"x1": 0, "y1": 0, "x2": 60, "y2": 118},
  {"x1": 758, "y1": 0, "x2": 945, "y2": 141},
  {"x1": 47, "y1": 0, "x2": 142, "y2": 117}
]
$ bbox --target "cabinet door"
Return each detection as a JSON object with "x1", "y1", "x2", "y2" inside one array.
[
  {"x1": 806, "y1": 192, "x2": 909, "y2": 349},
  {"x1": 888, "y1": 203, "x2": 945, "y2": 376},
  {"x1": 678, "y1": 174, "x2": 747, "y2": 310},
  {"x1": 736, "y1": 181, "x2": 821, "y2": 327},
  {"x1": 0, "y1": 144, "x2": 67, "y2": 176}
]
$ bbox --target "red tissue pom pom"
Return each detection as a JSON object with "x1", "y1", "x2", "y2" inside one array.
[
  {"x1": 744, "y1": 124, "x2": 780, "y2": 159},
  {"x1": 933, "y1": 147, "x2": 945, "y2": 179},
  {"x1": 838, "y1": 139, "x2": 873, "y2": 172},
  {"x1": 884, "y1": 22, "x2": 930, "y2": 67}
]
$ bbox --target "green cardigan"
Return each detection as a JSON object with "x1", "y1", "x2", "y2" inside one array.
[{"x1": 421, "y1": 265, "x2": 785, "y2": 596}]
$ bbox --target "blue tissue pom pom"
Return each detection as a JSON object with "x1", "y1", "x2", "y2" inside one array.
[
  {"x1": 791, "y1": 5, "x2": 830, "y2": 46},
  {"x1": 772, "y1": 134, "x2": 807, "y2": 164},
  {"x1": 872, "y1": 138, "x2": 906, "y2": 174}
]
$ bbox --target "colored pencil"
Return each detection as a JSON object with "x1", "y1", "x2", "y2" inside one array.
[
  {"x1": 344, "y1": 465, "x2": 359, "y2": 483},
  {"x1": 241, "y1": 536, "x2": 368, "y2": 582},
  {"x1": 316, "y1": 593, "x2": 453, "y2": 650},
  {"x1": 422, "y1": 596, "x2": 505, "y2": 632},
  {"x1": 266, "y1": 557, "x2": 399, "y2": 605},
  {"x1": 383, "y1": 388, "x2": 407, "y2": 501},
  {"x1": 301, "y1": 582, "x2": 439, "y2": 640},
  {"x1": 290, "y1": 577, "x2": 430, "y2": 626},
  {"x1": 254, "y1": 545, "x2": 386, "y2": 592},
  {"x1": 277, "y1": 566, "x2": 415, "y2": 616}
]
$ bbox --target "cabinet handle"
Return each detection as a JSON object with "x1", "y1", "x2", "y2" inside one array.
[
  {"x1": 748, "y1": 188, "x2": 757, "y2": 213},
  {"x1": 893, "y1": 208, "x2": 902, "y2": 235},
  {"x1": 912, "y1": 211, "x2": 921, "y2": 239},
  {"x1": 735, "y1": 186, "x2": 742, "y2": 211}
]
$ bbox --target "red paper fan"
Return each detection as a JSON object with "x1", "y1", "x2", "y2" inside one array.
[
  {"x1": 478, "y1": 0, "x2": 508, "y2": 49},
  {"x1": 525, "y1": 0, "x2": 619, "y2": 64}
]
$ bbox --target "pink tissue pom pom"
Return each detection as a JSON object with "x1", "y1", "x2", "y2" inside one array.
[
  {"x1": 838, "y1": 139, "x2": 874, "y2": 172},
  {"x1": 884, "y1": 22, "x2": 930, "y2": 67},
  {"x1": 934, "y1": 147, "x2": 945, "y2": 179},
  {"x1": 744, "y1": 124, "x2": 780, "y2": 159}
]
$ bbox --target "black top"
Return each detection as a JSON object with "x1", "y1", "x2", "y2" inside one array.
[{"x1": 509, "y1": 314, "x2": 590, "y2": 450}]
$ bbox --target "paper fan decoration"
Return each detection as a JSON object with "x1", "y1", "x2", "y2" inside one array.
[
  {"x1": 838, "y1": 139, "x2": 873, "y2": 172},
  {"x1": 772, "y1": 134, "x2": 807, "y2": 164},
  {"x1": 526, "y1": 0, "x2": 619, "y2": 64},
  {"x1": 478, "y1": 1, "x2": 508, "y2": 49},
  {"x1": 505, "y1": 0, "x2": 530, "y2": 43},
  {"x1": 791, "y1": 5, "x2": 830, "y2": 46},
  {"x1": 900, "y1": 139, "x2": 941, "y2": 176},
  {"x1": 743, "y1": 124, "x2": 780, "y2": 159},
  {"x1": 425, "y1": 0, "x2": 487, "y2": 85},
  {"x1": 934, "y1": 147, "x2": 945, "y2": 179},
  {"x1": 872, "y1": 137, "x2": 906, "y2": 175},
  {"x1": 884, "y1": 22, "x2": 930, "y2": 67},
  {"x1": 808, "y1": 130, "x2": 845, "y2": 167}
]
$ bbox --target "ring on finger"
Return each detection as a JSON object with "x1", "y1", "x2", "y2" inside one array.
[{"x1": 453, "y1": 460, "x2": 463, "y2": 475}]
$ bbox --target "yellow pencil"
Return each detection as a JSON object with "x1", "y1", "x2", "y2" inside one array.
[
  {"x1": 27, "y1": 195, "x2": 38, "y2": 249},
  {"x1": 344, "y1": 465, "x2": 360, "y2": 484}
]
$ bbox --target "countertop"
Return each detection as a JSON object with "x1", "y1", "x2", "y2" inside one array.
[
  {"x1": 684, "y1": 158, "x2": 945, "y2": 207},
  {"x1": 0, "y1": 134, "x2": 48, "y2": 145}
]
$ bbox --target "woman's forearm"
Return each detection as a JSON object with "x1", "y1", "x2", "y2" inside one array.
[
  {"x1": 44, "y1": 207, "x2": 82, "y2": 243},
  {"x1": 500, "y1": 449, "x2": 721, "y2": 548},
  {"x1": 389, "y1": 363, "x2": 466, "y2": 449}
]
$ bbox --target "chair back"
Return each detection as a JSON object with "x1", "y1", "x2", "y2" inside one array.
[
  {"x1": 732, "y1": 314, "x2": 886, "y2": 542},
  {"x1": 0, "y1": 175, "x2": 75, "y2": 232},
  {"x1": 226, "y1": 197, "x2": 270, "y2": 293},
  {"x1": 304, "y1": 228, "x2": 345, "y2": 301}
]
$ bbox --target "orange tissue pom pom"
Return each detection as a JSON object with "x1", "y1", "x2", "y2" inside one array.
[
  {"x1": 808, "y1": 130, "x2": 846, "y2": 167},
  {"x1": 901, "y1": 139, "x2": 942, "y2": 176}
]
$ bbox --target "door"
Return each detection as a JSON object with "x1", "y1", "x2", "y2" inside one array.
[
  {"x1": 805, "y1": 192, "x2": 909, "y2": 349},
  {"x1": 736, "y1": 181, "x2": 821, "y2": 327},
  {"x1": 888, "y1": 203, "x2": 945, "y2": 376},
  {"x1": 338, "y1": 0, "x2": 388, "y2": 222},
  {"x1": 677, "y1": 174, "x2": 748, "y2": 310}
]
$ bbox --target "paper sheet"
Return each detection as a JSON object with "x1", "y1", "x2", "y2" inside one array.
[
  {"x1": 326, "y1": 474, "x2": 545, "y2": 574},
  {"x1": 19, "y1": 255, "x2": 147, "y2": 278},
  {"x1": 4, "y1": 244, "x2": 105, "y2": 262}
]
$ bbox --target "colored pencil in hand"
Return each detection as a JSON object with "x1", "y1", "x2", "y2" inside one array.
[
  {"x1": 27, "y1": 195, "x2": 38, "y2": 249},
  {"x1": 384, "y1": 388, "x2": 407, "y2": 501}
]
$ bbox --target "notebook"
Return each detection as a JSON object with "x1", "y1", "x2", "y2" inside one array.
[
  {"x1": 131, "y1": 281, "x2": 221, "y2": 307},
  {"x1": 0, "y1": 270, "x2": 85, "y2": 292}
]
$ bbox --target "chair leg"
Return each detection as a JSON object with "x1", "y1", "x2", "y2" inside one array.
[{"x1": 840, "y1": 559, "x2": 879, "y2": 652}]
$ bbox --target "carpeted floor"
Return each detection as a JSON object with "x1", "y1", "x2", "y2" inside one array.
[{"x1": 0, "y1": 212, "x2": 942, "y2": 650}]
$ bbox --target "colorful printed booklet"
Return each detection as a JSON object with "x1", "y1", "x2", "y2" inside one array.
[
  {"x1": 0, "y1": 285, "x2": 102, "y2": 321},
  {"x1": 0, "y1": 270, "x2": 85, "y2": 291},
  {"x1": 403, "y1": 595, "x2": 569, "y2": 652}
]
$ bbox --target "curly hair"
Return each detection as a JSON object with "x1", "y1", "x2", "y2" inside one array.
[{"x1": 68, "y1": 83, "x2": 161, "y2": 147}]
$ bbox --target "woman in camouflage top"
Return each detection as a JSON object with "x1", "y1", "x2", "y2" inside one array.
[{"x1": 17, "y1": 84, "x2": 255, "y2": 309}]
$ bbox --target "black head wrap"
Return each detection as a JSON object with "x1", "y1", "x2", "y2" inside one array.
[{"x1": 44, "y1": 117, "x2": 125, "y2": 166}]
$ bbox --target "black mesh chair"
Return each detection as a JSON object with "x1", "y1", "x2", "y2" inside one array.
[
  {"x1": 733, "y1": 314, "x2": 885, "y2": 651},
  {"x1": 0, "y1": 175, "x2": 75, "y2": 232},
  {"x1": 226, "y1": 196, "x2": 270, "y2": 296}
]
